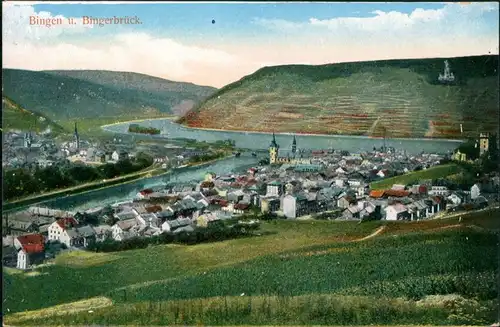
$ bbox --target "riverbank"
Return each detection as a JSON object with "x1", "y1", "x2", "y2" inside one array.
[
  {"x1": 2, "y1": 153, "x2": 235, "y2": 212},
  {"x1": 101, "y1": 118, "x2": 465, "y2": 143},
  {"x1": 177, "y1": 120, "x2": 465, "y2": 143},
  {"x1": 2, "y1": 165, "x2": 167, "y2": 212},
  {"x1": 100, "y1": 116, "x2": 176, "y2": 129}
]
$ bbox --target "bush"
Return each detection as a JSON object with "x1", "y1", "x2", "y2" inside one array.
[{"x1": 87, "y1": 222, "x2": 261, "y2": 253}]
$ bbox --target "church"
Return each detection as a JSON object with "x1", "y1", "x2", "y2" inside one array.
[{"x1": 269, "y1": 133, "x2": 311, "y2": 165}]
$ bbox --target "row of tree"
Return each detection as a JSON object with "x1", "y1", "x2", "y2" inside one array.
[
  {"x1": 189, "y1": 152, "x2": 226, "y2": 164},
  {"x1": 3, "y1": 152, "x2": 153, "y2": 201},
  {"x1": 87, "y1": 221, "x2": 260, "y2": 253}
]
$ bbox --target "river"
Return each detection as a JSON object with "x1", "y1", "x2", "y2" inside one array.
[
  {"x1": 8, "y1": 154, "x2": 258, "y2": 213},
  {"x1": 8, "y1": 119, "x2": 462, "y2": 213},
  {"x1": 102, "y1": 119, "x2": 463, "y2": 154}
]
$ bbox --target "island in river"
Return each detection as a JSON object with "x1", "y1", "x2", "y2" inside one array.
[{"x1": 128, "y1": 123, "x2": 161, "y2": 135}]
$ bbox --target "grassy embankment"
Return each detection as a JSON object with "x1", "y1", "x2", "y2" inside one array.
[
  {"x1": 369, "y1": 163, "x2": 461, "y2": 190},
  {"x1": 2, "y1": 163, "x2": 167, "y2": 211},
  {"x1": 3, "y1": 208, "x2": 499, "y2": 326}
]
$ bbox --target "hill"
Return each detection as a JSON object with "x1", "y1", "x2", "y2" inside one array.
[
  {"x1": 1, "y1": 96, "x2": 66, "y2": 134},
  {"x1": 179, "y1": 55, "x2": 499, "y2": 139},
  {"x1": 2, "y1": 69, "x2": 216, "y2": 121},
  {"x1": 3, "y1": 208, "x2": 499, "y2": 326}
]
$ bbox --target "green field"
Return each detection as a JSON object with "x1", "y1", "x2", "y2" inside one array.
[
  {"x1": 3, "y1": 208, "x2": 499, "y2": 326},
  {"x1": 2, "y1": 96, "x2": 66, "y2": 134},
  {"x1": 180, "y1": 55, "x2": 499, "y2": 139},
  {"x1": 369, "y1": 164, "x2": 461, "y2": 189}
]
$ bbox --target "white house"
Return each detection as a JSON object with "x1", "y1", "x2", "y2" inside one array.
[
  {"x1": 384, "y1": 204, "x2": 410, "y2": 221},
  {"x1": 447, "y1": 193, "x2": 467, "y2": 206},
  {"x1": 470, "y1": 184, "x2": 481, "y2": 200},
  {"x1": 15, "y1": 234, "x2": 45, "y2": 270},
  {"x1": 48, "y1": 218, "x2": 79, "y2": 245},
  {"x1": 161, "y1": 217, "x2": 192, "y2": 233},
  {"x1": 335, "y1": 167, "x2": 346, "y2": 174},
  {"x1": 428, "y1": 186, "x2": 449, "y2": 196},
  {"x1": 111, "y1": 150, "x2": 129, "y2": 162},
  {"x1": 335, "y1": 177, "x2": 347, "y2": 187},
  {"x1": 377, "y1": 170, "x2": 389, "y2": 178},
  {"x1": 282, "y1": 194, "x2": 298, "y2": 219},
  {"x1": 93, "y1": 225, "x2": 112, "y2": 242},
  {"x1": 347, "y1": 179, "x2": 362, "y2": 187},
  {"x1": 266, "y1": 181, "x2": 283, "y2": 197},
  {"x1": 111, "y1": 218, "x2": 138, "y2": 241}
]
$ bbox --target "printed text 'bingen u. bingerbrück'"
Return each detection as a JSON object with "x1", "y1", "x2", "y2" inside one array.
[{"x1": 29, "y1": 16, "x2": 143, "y2": 27}]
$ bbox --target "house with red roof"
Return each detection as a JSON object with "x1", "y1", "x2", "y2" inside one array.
[
  {"x1": 48, "y1": 217, "x2": 96, "y2": 248},
  {"x1": 15, "y1": 234, "x2": 45, "y2": 270},
  {"x1": 369, "y1": 190, "x2": 385, "y2": 198},
  {"x1": 48, "y1": 217, "x2": 79, "y2": 242}
]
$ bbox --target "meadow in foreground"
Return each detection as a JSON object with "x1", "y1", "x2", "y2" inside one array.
[{"x1": 3, "y1": 209, "x2": 499, "y2": 326}]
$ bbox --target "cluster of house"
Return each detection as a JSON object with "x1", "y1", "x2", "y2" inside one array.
[
  {"x1": 2, "y1": 129, "x2": 135, "y2": 168},
  {"x1": 71, "y1": 148, "x2": 130, "y2": 164},
  {"x1": 2, "y1": 131, "x2": 62, "y2": 168},
  {"x1": 4, "y1": 146, "x2": 498, "y2": 270}
]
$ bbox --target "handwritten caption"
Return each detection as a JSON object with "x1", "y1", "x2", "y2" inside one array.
[{"x1": 29, "y1": 15, "x2": 142, "y2": 27}]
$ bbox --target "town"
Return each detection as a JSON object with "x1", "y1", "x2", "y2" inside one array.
[{"x1": 3, "y1": 130, "x2": 499, "y2": 271}]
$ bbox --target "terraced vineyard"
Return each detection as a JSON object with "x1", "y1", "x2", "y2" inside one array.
[{"x1": 180, "y1": 55, "x2": 499, "y2": 139}]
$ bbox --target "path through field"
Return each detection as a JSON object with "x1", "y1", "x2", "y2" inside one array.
[{"x1": 352, "y1": 225, "x2": 387, "y2": 241}]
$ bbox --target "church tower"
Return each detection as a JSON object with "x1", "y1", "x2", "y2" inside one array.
[
  {"x1": 479, "y1": 132, "x2": 489, "y2": 156},
  {"x1": 74, "y1": 122, "x2": 80, "y2": 149},
  {"x1": 269, "y1": 133, "x2": 279, "y2": 164},
  {"x1": 23, "y1": 132, "x2": 32, "y2": 148},
  {"x1": 291, "y1": 135, "x2": 297, "y2": 155}
]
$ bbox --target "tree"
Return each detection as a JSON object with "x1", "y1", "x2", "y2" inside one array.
[
  {"x1": 134, "y1": 152, "x2": 153, "y2": 168},
  {"x1": 99, "y1": 163, "x2": 118, "y2": 179},
  {"x1": 115, "y1": 159, "x2": 135, "y2": 175},
  {"x1": 3, "y1": 168, "x2": 39, "y2": 199},
  {"x1": 67, "y1": 164, "x2": 101, "y2": 183},
  {"x1": 456, "y1": 139, "x2": 480, "y2": 160}
]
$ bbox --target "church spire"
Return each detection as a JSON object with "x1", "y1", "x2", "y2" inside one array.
[
  {"x1": 74, "y1": 122, "x2": 80, "y2": 149},
  {"x1": 270, "y1": 132, "x2": 279, "y2": 149}
]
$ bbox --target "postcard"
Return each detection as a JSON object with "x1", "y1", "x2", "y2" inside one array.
[{"x1": 2, "y1": 1, "x2": 499, "y2": 327}]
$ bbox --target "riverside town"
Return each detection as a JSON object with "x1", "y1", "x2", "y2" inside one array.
[{"x1": 3, "y1": 2, "x2": 500, "y2": 327}]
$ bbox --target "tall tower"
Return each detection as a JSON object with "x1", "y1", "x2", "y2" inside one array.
[
  {"x1": 291, "y1": 135, "x2": 297, "y2": 155},
  {"x1": 438, "y1": 60, "x2": 455, "y2": 83},
  {"x1": 479, "y1": 132, "x2": 489, "y2": 156},
  {"x1": 74, "y1": 122, "x2": 80, "y2": 149},
  {"x1": 269, "y1": 133, "x2": 279, "y2": 164},
  {"x1": 23, "y1": 132, "x2": 32, "y2": 148}
]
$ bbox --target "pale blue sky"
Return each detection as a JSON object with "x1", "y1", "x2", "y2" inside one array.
[
  {"x1": 3, "y1": 2, "x2": 499, "y2": 87},
  {"x1": 30, "y1": 2, "x2": 498, "y2": 41}
]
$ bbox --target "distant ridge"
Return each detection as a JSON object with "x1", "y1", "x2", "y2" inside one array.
[
  {"x1": 179, "y1": 55, "x2": 499, "y2": 139},
  {"x1": 2, "y1": 69, "x2": 217, "y2": 121}
]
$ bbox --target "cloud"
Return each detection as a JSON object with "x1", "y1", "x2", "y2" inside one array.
[
  {"x1": 254, "y1": 2, "x2": 499, "y2": 40},
  {"x1": 4, "y1": 32, "x2": 242, "y2": 86},
  {"x1": 2, "y1": 3, "x2": 92, "y2": 43},
  {"x1": 2, "y1": 4, "x2": 247, "y2": 87},
  {"x1": 2, "y1": 3, "x2": 498, "y2": 88}
]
